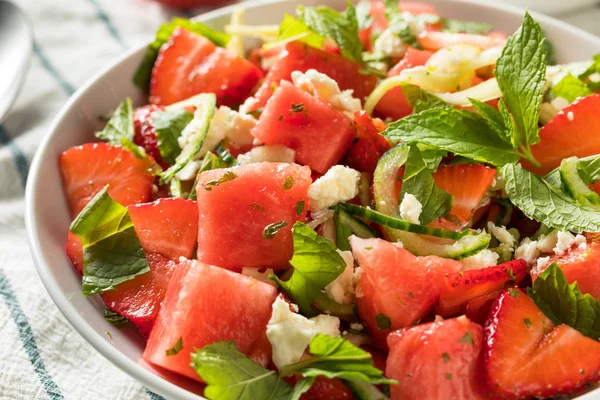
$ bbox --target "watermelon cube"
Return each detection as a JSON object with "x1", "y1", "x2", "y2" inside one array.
[
  {"x1": 143, "y1": 260, "x2": 277, "y2": 381},
  {"x1": 252, "y1": 81, "x2": 356, "y2": 173},
  {"x1": 195, "y1": 162, "x2": 311, "y2": 270}
]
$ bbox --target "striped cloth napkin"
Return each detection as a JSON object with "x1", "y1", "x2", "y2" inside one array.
[{"x1": 0, "y1": 1, "x2": 215, "y2": 399}]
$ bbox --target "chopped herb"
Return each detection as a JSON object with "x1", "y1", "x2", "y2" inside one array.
[
  {"x1": 507, "y1": 269, "x2": 516, "y2": 279},
  {"x1": 364, "y1": 246, "x2": 373, "y2": 251},
  {"x1": 291, "y1": 103, "x2": 305, "y2": 113},
  {"x1": 248, "y1": 108, "x2": 264, "y2": 118},
  {"x1": 442, "y1": 352, "x2": 450, "y2": 363},
  {"x1": 458, "y1": 330, "x2": 474, "y2": 345},
  {"x1": 580, "y1": 368, "x2": 585, "y2": 375},
  {"x1": 407, "y1": 292, "x2": 414, "y2": 298},
  {"x1": 104, "y1": 308, "x2": 129, "y2": 326},
  {"x1": 105, "y1": 330, "x2": 112, "y2": 339},
  {"x1": 282, "y1": 176, "x2": 295, "y2": 191},
  {"x1": 263, "y1": 221, "x2": 288, "y2": 239},
  {"x1": 278, "y1": 115, "x2": 284, "y2": 121},
  {"x1": 508, "y1": 287, "x2": 521, "y2": 298},
  {"x1": 296, "y1": 200, "x2": 305, "y2": 216},
  {"x1": 445, "y1": 373, "x2": 452, "y2": 380},
  {"x1": 166, "y1": 337, "x2": 184, "y2": 356},
  {"x1": 524, "y1": 318, "x2": 532, "y2": 329},
  {"x1": 250, "y1": 203, "x2": 265, "y2": 211},
  {"x1": 375, "y1": 313, "x2": 391, "y2": 330},
  {"x1": 203, "y1": 171, "x2": 238, "y2": 191}
]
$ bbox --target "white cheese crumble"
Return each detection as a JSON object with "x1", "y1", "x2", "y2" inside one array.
[
  {"x1": 553, "y1": 231, "x2": 586, "y2": 255},
  {"x1": 461, "y1": 249, "x2": 499, "y2": 270},
  {"x1": 325, "y1": 250, "x2": 356, "y2": 305},
  {"x1": 266, "y1": 296, "x2": 341, "y2": 369},
  {"x1": 535, "y1": 256, "x2": 551, "y2": 272},
  {"x1": 399, "y1": 194, "x2": 422, "y2": 224},
  {"x1": 349, "y1": 323, "x2": 364, "y2": 331},
  {"x1": 487, "y1": 222, "x2": 515, "y2": 248},
  {"x1": 353, "y1": 267, "x2": 364, "y2": 298},
  {"x1": 514, "y1": 238, "x2": 541, "y2": 266},
  {"x1": 241, "y1": 268, "x2": 276, "y2": 286},
  {"x1": 236, "y1": 144, "x2": 295, "y2": 165},
  {"x1": 291, "y1": 69, "x2": 362, "y2": 118},
  {"x1": 308, "y1": 165, "x2": 361, "y2": 212},
  {"x1": 536, "y1": 231, "x2": 558, "y2": 253},
  {"x1": 307, "y1": 209, "x2": 334, "y2": 230},
  {"x1": 373, "y1": 29, "x2": 408, "y2": 59}
]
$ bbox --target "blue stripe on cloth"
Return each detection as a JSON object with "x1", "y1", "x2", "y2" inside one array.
[
  {"x1": 0, "y1": 125, "x2": 29, "y2": 189},
  {"x1": 33, "y1": 41, "x2": 76, "y2": 95},
  {"x1": 0, "y1": 268, "x2": 64, "y2": 399},
  {"x1": 86, "y1": 0, "x2": 127, "y2": 49},
  {"x1": 145, "y1": 388, "x2": 167, "y2": 400}
]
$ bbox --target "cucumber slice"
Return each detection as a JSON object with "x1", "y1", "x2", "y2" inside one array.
[
  {"x1": 559, "y1": 156, "x2": 600, "y2": 207},
  {"x1": 545, "y1": 154, "x2": 600, "y2": 188},
  {"x1": 333, "y1": 206, "x2": 378, "y2": 252},
  {"x1": 346, "y1": 381, "x2": 389, "y2": 400},
  {"x1": 312, "y1": 292, "x2": 357, "y2": 322},
  {"x1": 372, "y1": 145, "x2": 490, "y2": 259}
]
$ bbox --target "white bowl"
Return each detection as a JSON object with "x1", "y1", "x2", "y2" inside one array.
[{"x1": 25, "y1": 0, "x2": 600, "y2": 399}]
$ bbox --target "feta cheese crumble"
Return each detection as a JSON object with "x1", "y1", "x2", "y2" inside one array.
[
  {"x1": 291, "y1": 69, "x2": 362, "y2": 117},
  {"x1": 399, "y1": 194, "x2": 422, "y2": 224},
  {"x1": 308, "y1": 165, "x2": 361, "y2": 212},
  {"x1": 487, "y1": 222, "x2": 515, "y2": 248},
  {"x1": 266, "y1": 296, "x2": 341, "y2": 369},
  {"x1": 373, "y1": 29, "x2": 408, "y2": 59},
  {"x1": 553, "y1": 231, "x2": 586, "y2": 256},
  {"x1": 514, "y1": 238, "x2": 541, "y2": 266},
  {"x1": 536, "y1": 230, "x2": 558, "y2": 253},
  {"x1": 325, "y1": 250, "x2": 356, "y2": 304},
  {"x1": 461, "y1": 249, "x2": 499, "y2": 270},
  {"x1": 236, "y1": 144, "x2": 295, "y2": 165}
]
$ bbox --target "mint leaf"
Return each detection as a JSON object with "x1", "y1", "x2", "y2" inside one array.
[
  {"x1": 298, "y1": 3, "x2": 363, "y2": 63},
  {"x1": 70, "y1": 186, "x2": 133, "y2": 247},
  {"x1": 495, "y1": 12, "x2": 546, "y2": 159},
  {"x1": 375, "y1": 313, "x2": 391, "y2": 330},
  {"x1": 290, "y1": 378, "x2": 315, "y2": 400},
  {"x1": 580, "y1": 54, "x2": 600, "y2": 79},
  {"x1": 134, "y1": 18, "x2": 230, "y2": 91},
  {"x1": 402, "y1": 85, "x2": 451, "y2": 114},
  {"x1": 469, "y1": 98, "x2": 509, "y2": 144},
  {"x1": 501, "y1": 163, "x2": 600, "y2": 233},
  {"x1": 160, "y1": 93, "x2": 216, "y2": 184},
  {"x1": 203, "y1": 171, "x2": 238, "y2": 191},
  {"x1": 551, "y1": 73, "x2": 592, "y2": 103},
  {"x1": 400, "y1": 145, "x2": 453, "y2": 225},
  {"x1": 263, "y1": 221, "x2": 288, "y2": 239},
  {"x1": 272, "y1": 14, "x2": 326, "y2": 50},
  {"x1": 442, "y1": 18, "x2": 493, "y2": 34},
  {"x1": 165, "y1": 337, "x2": 184, "y2": 356},
  {"x1": 152, "y1": 109, "x2": 194, "y2": 164},
  {"x1": 387, "y1": 13, "x2": 420, "y2": 49},
  {"x1": 104, "y1": 308, "x2": 128, "y2": 326},
  {"x1": 82, "y1": 227, "x2": 149, "y2": 295},
  {"x1": 529, "y1": 263, "x2": 600, "y2": 340},
  {"x1": 280, "y1": 334, "x2": 396, "y2": 384},
  {"x1": 193, "y1": 342, "x2": 293, "y2": 400},
  {"x1": 188, "y1": 152, "x2": 230, "y2": 201},
  {"x1": 95, "y1": 98, "x2": 147, "y2": 158},
  {"x1": 382, "y1": 107, "x2": 520, "y2": 167},
  {"x1": 270, "y1": 222, "x2": 346, "y2": 316}
]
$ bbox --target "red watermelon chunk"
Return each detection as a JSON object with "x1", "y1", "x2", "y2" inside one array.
[
  {"x1": 350, "y1": 236, "x2": 462, "y2": 349},
  {"x1": 252, "y1": 81, "x2": 356, "y2": 173},
  {"x1": 150, "y1": 27, "x2": 263, "y2": 107},
  {"x1": 195, "y1": 162, "x2": 311, "y2": 271},
  {"x1": 250, "y1": 41, "x2": 378, "y2": 110},
  {"x1": 143, "y1": 260, "x2": 277, "y2": 381}
]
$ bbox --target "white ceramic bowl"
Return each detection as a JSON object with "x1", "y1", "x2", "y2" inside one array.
[{"x1": 25, "y1": 0, "x2": 600, "y2": 399}]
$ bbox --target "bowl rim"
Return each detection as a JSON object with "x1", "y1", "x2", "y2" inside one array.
[{"x1": 24, "y1": 0, "x2": 600, "y2": 399}]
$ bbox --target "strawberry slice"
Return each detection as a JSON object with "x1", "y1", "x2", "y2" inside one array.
[
  {"x1": 464, "y1": 290, "x2": 502, "y2": 325},
  {"x1": 285, "y1": 376, "x2": 354, "y2": 400},
  {"x1": 150, "y1": 27, "x2": 263, "y2": 107},
  {"x1": 417, "y1": 31, "x2": 507, "y2": 51},
  {"x1": 346, "y1": 111, "x2": 391, "y2": 173},
  {"x1": 437, "y1": 259, "x2": 527, "y2": 317},
  {"x1": 387, "y1": 316, "x2": 490, "y2": 400},
  {"x1": 523, "y1": 94, "x2": 600, "y2": 174},
  {"x1": 101, "y1": 198, "x2": 198, "y2": 339},
  {"x1": 485, "y1": 288, "x2": 600, "y2": 398},
  {"x1": 532, "y1": 240, "x2": 600, "y2": 300},
  {"x1": 133, "y1": 104, "x2": 169, "y2": 169},
  {"x1": 374, "y1": 47, "x2": 434, "y2": 121},
  {"x1": 59, "y1": 143, "x2": 155, "y2": 218},
  {"x1": 432, "y1": 164, "x2": 496, "y2": 227}
]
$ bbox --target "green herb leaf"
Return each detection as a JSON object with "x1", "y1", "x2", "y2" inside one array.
[
  {"x1": 469, "y1": 98, "x2": 510, "y2": 145},
  {"x1": 270, "y1": 222, "x2": 346, "y2": 316},
  {"x1": 402, "y1": 84, "x2": 451, "y2": 114},
  {"x1": 263, "y1": 221, "x2": 288, "y2": 239},
  {"x1": 502, "y1": 163, "x2": 600, "y2": 233},
  {"x1": 375, "y1": 313, "x2": 391, "y2": 330},
  {"x1": 273, "y1": 13, "x2": 327, "y2": 50},
  {"x1": 333, "y1": 205, "x2": 378, "y2": 252},
  {"x1": 296, "y1": 201, "x2": 305, "y2": 216},
  {"x1": 203, "y1": 171, "x2": 238, "y2": 191},
  {"x1": 551, "y1": 73, "x2": 592, "y2": 103},
  {"x1": 134, "y1": 18, "x2": 230, "y2": 91},
  {"x1": 495, "y1": 12, "x2": 547, "y2": 157},
  {"x1": 166, "y1": 337, "x2": 184, "y2": 356},
  {"x1": 387, "y1": 13, "x2": 420, "y2": 49},
  {"x1": 279, "y1": 334, "x2": 396, "y2": 384},
  {"x1": 104, "y1": 308, "x2": 128, "y2": 326},
  {"x1": 290, "y1": 378, "x2": 316, "y2": 400},
  {"x1": 382, "y1": 107, "x2": 520, "y2": 167},
  {"x1": 192, "y1": 341, "x2": 293, "y2": 400},
  {"x1": 152, "y1": 109, "x2": 194, "y2": 164},
  {"x1": 529, "y1": 263, "x2": 600, "y2": 340},
  {"x1": 355, "y1": 0, "x2": 373, "y2": 30},
  {"x1": 458, "y1": 330, "x2": 474, "y2": 345},
  {"x1": 70, "y1": 186, "x2": 133, "y2": 247},
  {"x1": 442, "y1": 352, "x2": 450, "y2": 363},
  {"x1": 442, "y1": 18, "x2": 493, "y2": 34},
  {"x1": 188, "y1": 152, "x2": 230, "y2": 201},
  {"x1": 160, "y1": 93, "x2": 216, "y2": 184},
  {"x1": 282, "y1": 176, "x2": 295, "y2": 190},
  {"x1": 95, "y1": 98, "x2": 147, "y2": 158}
]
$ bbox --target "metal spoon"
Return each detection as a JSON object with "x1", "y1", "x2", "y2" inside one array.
[{"x1": 0, "y1": 0, "x2": 32, "y2": 123}]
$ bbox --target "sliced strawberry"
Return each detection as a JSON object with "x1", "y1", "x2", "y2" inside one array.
[
  {"x1": 523, "y1": 94, "x2": 600, "y2": 174},
  {"x1": 485, "y1": 288, "x2": 600, "y2": 398},
  {"x1": 346, "y1": 111, "x2": 391, "y2": 173},
  {"x1": 387, "y1": 316, "x2": 490, "y2": 400},
  {"x1": 351, "y1": 236, "x2": 462, "y2": 349},
  {"x1": 432, "y1": 164, "x2": 496, "y2": 227},
  {"x1": 59, "y1": 143, "x2": 155, "y2": 218},
  {"x1": 66, "y1": 232, "x2": 83, "y2": 274},
  {"x1": 285, "y1": 376, "x2": 354, "y2": 400},
  {"x1": 102, "y1": 198, "x2": 198, "y2": 339},
  {"x1": 150, "y1": 27, "x2": 263, "y2": 107},
  {"x1": 464, "y1": 290, "x2": 502, "y2": 325},
  {"x1": 532, "y1": 240, "x2": 600, "y2": 300},
  {"x1": 133, "y1": 104, "x2": 169, "y2": 169},
  {"x1": 437, "y1": 259, "x2": 527, "y2": 317},
  {"x1": 417, "y1": 31, "x2": 507, "y2": 51}
]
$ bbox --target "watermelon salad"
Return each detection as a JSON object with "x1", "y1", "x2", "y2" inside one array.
[{"x1": 59, "y1": 1, "x2": 600, "y2": 399}]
